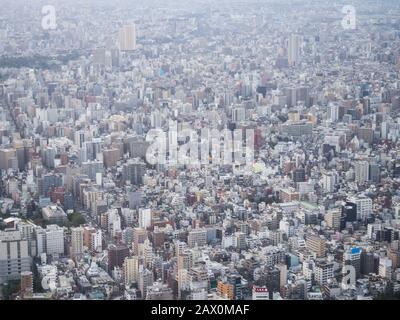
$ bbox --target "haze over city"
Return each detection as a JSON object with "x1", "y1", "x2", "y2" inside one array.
[{"x1": 0, "y1": 0, "x2": 400, "y2": 301}]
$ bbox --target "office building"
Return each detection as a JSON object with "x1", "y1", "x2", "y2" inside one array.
[
  {"x1": 118, "y1": 24, "x2": 137, "y2": 51},
  {"x1": 288, "y1": 34, "x2": 302, "y2": 67},
  {"x1": 71, "y1": 227, "x2": 84, "y2": 258},
  {"x1": 0, "y1": 229, "x2": 31, "y2": 284}
]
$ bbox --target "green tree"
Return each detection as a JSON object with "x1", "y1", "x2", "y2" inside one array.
[
  {"x1": 68, "y1": 212, "x2": 86, "y2": 227},
  {"x1": 2, "y1": 280, "x2": 21, "y2": 300}
]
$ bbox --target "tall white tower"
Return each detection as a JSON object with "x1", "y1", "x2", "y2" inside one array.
[
  {"x1": 288, "y1": 34, "x2": 302, "y2": 67},
  {"x1": 118, "y1": 24, "x2": 137, "y2": 51}
]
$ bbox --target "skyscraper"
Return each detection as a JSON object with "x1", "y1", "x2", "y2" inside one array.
[
  {"x1": 118, "y1": 24, "x2": 137, "y2": 51},
  {"x1": 288, "y1": 34, "x2": 302, "y2": 67}
]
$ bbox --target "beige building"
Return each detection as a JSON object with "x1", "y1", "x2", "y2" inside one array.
[
  {"x1": 123, "y1": 256, "x2": 139, "y2": 286},
  {"x1": 306, "y1": 234, "x2": 326, "y2": 258},
  {"x1": 118, "y1": 24, "x2": 137, "y2": 51},
  {"x1": 71, "y1": 227, "x2": 84, "y2": 258},
  {"x1": 325, "y1": 209, "x2": 342, "y2": 230}
]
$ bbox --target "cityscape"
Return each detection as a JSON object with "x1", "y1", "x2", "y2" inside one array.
[{"x1": 0, "y1": 0, "x2": 400, "y2": 301}]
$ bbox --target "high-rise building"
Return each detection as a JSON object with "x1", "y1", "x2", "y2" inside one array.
[
  {"x1": 379, "y1": 257, "x2": 392, "y2": 279},
  {"x1": 263, "y1": 267, "x2": 281, "y2": 300},
  {"x1": 139, "y1": 208, "x2": 152, "y2": 229},
  {"x1": 369, "y1": 163, "x2": 380, "y2": 183},
  {"x1": 108, "y1": 243, "x2": 129, "y2": 273},
  {"x1": 343, "y1": 247, "x2": 361, "y2": 279},
  {"x1": 103, "y1": 148, "x2": 121, "y2": 168},
  {"x1": 82, "y1": 160, "x2": 104, "y2": 182},
  {"x1": 42, "y1": 147, "x2": 57, "y2": 169},
  {"x1": 133, "y1": 228, "x2": 148, "y2": 255},
  {"x1": 122, "y1": 159, "x2": 146, "y2": 185},
  {"x1": 306, "y1": 234, "x2": 326, "y2": 258},
  {"x1": 152, "y1": 227, "x2": 165, "y2": 249},
  {"x1": 325, "y1": 209, "x2": 342, "y2": 230},
  {"x1": 314, "y1": 262, "x2": 334, "y2": 285},
  {"x1": 123, "y1": 256, "x2": 139, "y2": 286},
  {"x1": 328, "y1": 104, "x2": 340, "y2": 122},
  {"x1": 83, "y1": 226, "x2": 102, "y2": 252},
  {"x1": 355, "y1": 161, "x2": 370, "y2": 184},
  {"x1": 349, "y1": 196, "x2": 372, "y2": 221},
  {"x1": 44, "y1": 225, "x2": 64, "y2": 256},
  {"x1": 276, "y1": 263, "x2": 288, "y2": 288},
  {"x1": 83, "y1": 226, "x2": 95, "y2": 249},
  {"x1": 0, "y1": 229, "x2": 31, "y2": 284},
  {"x1": 118, "y1": 24, "x2": 137, "y2": 51},
  {"x1": 0, "y1": 148, "x2": 17, "y2": 170},
  {"x1": 90, "y1": 229, "x2": 102, "y2": 253},
  {"x1": 38, "y1": 173, "x2": 63, "y2": 197},
  {"x1": 139, "y1": 268, "x2": 154, "y2": 299},
  {"x1": 178, "y1": 251, "x2": 193, "y2": 272},
  {"x1": 321, "y1": 171, "x2": 336, "y2": 193},
  {"x1": 217, "y1": 281, "x2": 235, "y2": 300},
  {"x1": 17, "y1": 222, "x2": 36, "y2": 257},
  {"x1": 232, "y1": 107, "x2": 246, "y2": 122},
  {"x1": 360, "y1": 250, "x2": 378, "y2": 276},
  {"x1": 128, "y1": 191, "x2": 142, "y2": 209},
  {"x1": 342, "y1": 202, "x2": 357, "y2": 223},
  {"x1": 288, "y1": 34, "x2": 302, "y2": 67},
  {"x1": 292, "y1": 167, "x2": 306, "y2": 184},
  {"x1": 234, "y1": 232, "x2": 247, "y2": 250},
  {"x1": 71, "y1": 227, "x2": 84, "y2": 258},
  {"x1": 35, "y1": 228, "x2": 46, "y2": 257},
  {"x1": 227, "y1": 274, "x2": 243, "y2": 300},
  {"x1": 188, "y1": 228, "x2": 207, "y2": 248}
]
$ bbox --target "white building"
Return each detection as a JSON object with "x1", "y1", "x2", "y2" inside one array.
[
  {"x1": 355, "y1": 161, "x2": 369, "y2": 184},
  {"x1": 321, "y1": 171, "x2": 336, "y2": 193},
  {"x1": 349, "y1": 196, "x2": 372, "y2": 220},
  {"x1": 379, "y1": 257, "x2": 392, "y2": 279},
  {"x1": 90, "y1": 229, "x2": 102, "y2": 252},
  {"x1": 124, "y1": 256, "x2": 139, "y2": 286},
  {"x1": 43, "y1": 225, "x2": 64, "y2": 256},
  {"x1": 288, "y1": 34, "x2": 302, "y2": 67},
  {"x1": 314, "y1": 262, "x2": 334, "y2": 285},
  {"x1": 139, "y1": 208, "x2": 152, "y2": 229},
  {"x1": 0, "y1": 229, "x2": 31, "y2": 284},
  {"x1": 118, "y1": 24, "x2": 137, "y2": 51}
]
